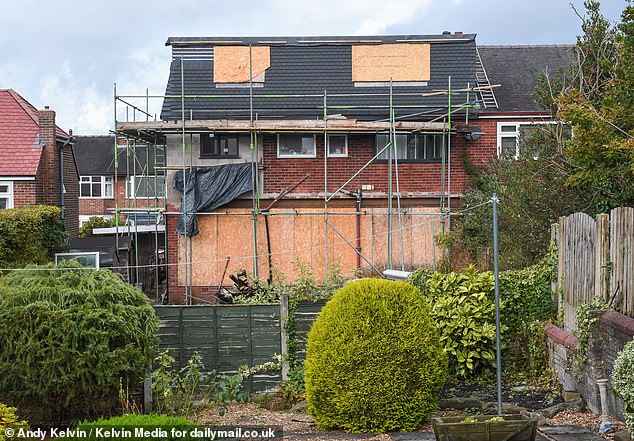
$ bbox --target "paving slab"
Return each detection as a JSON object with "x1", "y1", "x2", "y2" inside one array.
[{"x1": 538, "y1": 425, "x2": 606, "y2": 440}]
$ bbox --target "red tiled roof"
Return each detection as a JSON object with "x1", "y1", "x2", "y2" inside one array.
[{"x1": 0, "y1": 89, "x2": 69, "y2": 177}]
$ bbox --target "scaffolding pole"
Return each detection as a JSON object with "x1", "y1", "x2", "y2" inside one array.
[{"x1": 113, "y1": 77, "x2": 480, "y2": 300}]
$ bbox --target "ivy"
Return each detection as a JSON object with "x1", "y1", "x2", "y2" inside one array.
[{"x1": 574, "y1": 298, "x2": 608, "y2": 373}]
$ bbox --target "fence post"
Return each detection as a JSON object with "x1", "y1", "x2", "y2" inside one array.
[
  {"x1": 144, "y1": 372, "x2": 152, "y2": 413},
  {"x1": 596, "y1": 214, "x2": 610, "y2": 302},
  {"x1": 280, "y1": 293, "x2": 290, "y2": 381}
]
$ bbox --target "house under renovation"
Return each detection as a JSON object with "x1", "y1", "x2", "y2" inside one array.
[{"x1": 115, "y1": 34, "x2": 571, "y2": 304}]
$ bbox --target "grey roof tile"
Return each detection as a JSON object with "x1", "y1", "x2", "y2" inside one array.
[
  {"x1": 478, "y1": 45, "x2": 574, "y2": 112},
  {"x1": 160, "y1": 35, "x2": 478, "y2": 121}
]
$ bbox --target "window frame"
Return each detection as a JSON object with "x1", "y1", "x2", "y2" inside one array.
[
  {"x1": 326, "y1": 134, "x2": 348, "y2": 158},
  {"x1": 126, "y1": 175, "x2": 166, "y2": 200},
  {"x1": 375, "y1": 133, "x2": 445, "y2": 162},
  {"x1": 79, "y1": 175, "x2": 113, "y2": 199},
  {"x1": 277, "y1": 134, "x2": 317, "y2": 158},
  {"x1": 496, "y1": 121, "x2": 556, "y2": 160},
  {"x1": 200, "y1": 133, "x2": 241, "y2": 159},
  {"x1": 0, "y1": 180, "x2": 14, "y2": 209}
]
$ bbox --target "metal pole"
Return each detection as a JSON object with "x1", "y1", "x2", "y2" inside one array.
[
  {"x1": 387, "y1": 81, "x2": 393, "y2": 270},
  {"x1": 492, "y1": 193, "x2": 502, "y2": 416},
  {"x1": 447, "y1": 76, "x2": 452, "y2": 231},
  {"x1": 249, "y1": 44, "x2": 259, "y2": 279},
  {"x1": 323, "y1": 90, "x2": 329, "y2": 277},
  {"x1": 180, "y1": 56, "x2": 189, "y2": 304}
]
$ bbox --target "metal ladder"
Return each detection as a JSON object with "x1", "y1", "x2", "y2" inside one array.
[{"x1": 475, "y1": 47, "x2": 499, "y2": 109}]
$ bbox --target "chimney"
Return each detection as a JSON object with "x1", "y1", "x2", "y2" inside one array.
[{"x1": 38, "y1": 107, "x2": 60, "y2": 206}]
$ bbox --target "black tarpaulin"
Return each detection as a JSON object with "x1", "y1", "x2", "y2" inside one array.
[{"x1": 174, "y1": 163, "x2": 253, "y2": 236}]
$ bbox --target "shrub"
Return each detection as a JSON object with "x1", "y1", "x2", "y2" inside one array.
[
  {"x1": 409, "y1": 258, "x2": 556, "y2": 379},
  {"x1": 304, "y1": 279, "x2": 447, "y2": 433},
  {"x1": 411, "y1": 266, "x2": 499, "y2": 378},
  {"x1": 0, "y1": 205, "x2": 66, "y2": 268},
  {"x1": 0, "y1": 403, "x2": 29, "y2": 441},
  {"x1": 79, "y1": 216, "x2": 120, "y2": 238},
  {"x1": 612, "y1": 340, "x2": 634, "y2": 432},
  {"x1": 0, "y1": 264, "x2": 159, "y2": 424},
  {"x1": 61, "y1": 414, "x2": 199, "y2": 440}
]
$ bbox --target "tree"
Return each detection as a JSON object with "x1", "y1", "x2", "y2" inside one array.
[{"x1": 455, "y1": 1, "x2": 633, "y2": 269}]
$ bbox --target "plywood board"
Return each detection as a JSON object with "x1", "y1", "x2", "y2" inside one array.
[
  {"x1": 352, "y1": 43, "x2": 430, "y2": 82},
  {"x1": 214, "y1": 46, "x2": 270, "y2": 83}
]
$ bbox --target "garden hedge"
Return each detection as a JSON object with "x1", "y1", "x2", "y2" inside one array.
[
  {"x1": 0, "y1": 264, "x2": 159, "y2": 424},
  {"x1": 304, "y1": 278, "x2": 447, "y2": 433},
  {"x1": 0, "y1": 205, "x2": 66, "y2": 268}
]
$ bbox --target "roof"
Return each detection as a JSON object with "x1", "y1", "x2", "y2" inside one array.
[
  {"x1": 0, "y1": 89, "x2": 70, "y2": 176},
  {"x1": 477, "y1": 45, "x2": 574, "y2": 112},
  {"x1": 160, "y1": 34, "x2": 477, "y2": 122},
  {"x1": 73, "y1": 135, "x2": 160, "y2": 175}
]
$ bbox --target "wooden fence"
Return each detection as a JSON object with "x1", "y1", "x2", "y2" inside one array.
[
  {"x1": 154, "y1": 299, "x2": 326, "y2": 391},
  {"x1": 556, "y1": 207, "x2": 634, "y2": 331}
]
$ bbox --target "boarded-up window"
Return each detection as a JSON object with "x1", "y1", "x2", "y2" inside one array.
[
  {"x1": 213, "y1": 46, "x2": 270, "y2": 83},
  {"x1": 352, "y1": 43, "x2": 430, "y2": 82}
]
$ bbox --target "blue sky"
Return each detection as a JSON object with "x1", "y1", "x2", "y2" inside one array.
[{"x1": 0, "y1": 0, "x2": 626, "y2": 134}]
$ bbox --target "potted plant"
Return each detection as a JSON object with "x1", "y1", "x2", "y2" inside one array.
[{"x1": 431, "y1": 414, "x2": 538, "y2": 441}]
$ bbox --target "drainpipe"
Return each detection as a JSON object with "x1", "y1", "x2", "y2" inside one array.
[
  {"x1": 59, "y1": 129, "x2": 75, "y2": 220},
  {"x1": 342, "y1": 188, "x2": 363, "y2": 271}
]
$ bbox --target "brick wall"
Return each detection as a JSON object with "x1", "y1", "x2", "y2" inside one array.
[
  {"x1": 545, "y1": 311, "x2": 634, "y2": 420},
  {"x1": 12, "y1": 181, "x2": 38, "y2": 206},
  {"x1": 261, "y1": 121, "x2": 497, "y2": 196},
  {"x1": 37, "y1": 108, "x2": 60, "y2": 207}
]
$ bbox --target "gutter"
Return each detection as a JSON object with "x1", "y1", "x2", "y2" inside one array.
[{"x1": 59, "y1": 130, "x2": 75, "y2": 220}]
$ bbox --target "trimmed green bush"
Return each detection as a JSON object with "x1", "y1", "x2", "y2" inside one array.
[
  {"x1": 612, "y1": 340, "x2": 634, "y2": 432},
  {"x1": 409, "y1": 257, "x2": 556, "y2": 379},
  {"x1": 0, "y1": 205, "x2": 66, "y2": 268},
  {"x1": 0, "y1": 403, "x2": 29, "y2": 441},
  {"x1": 61, "y1": 414, "x2": 200, "y2": 440},
  {"x1": 420, "y1": 267, "x2": 498, "y2": 378},
  {"x1": 0, "y1": 264, "x2": 159, "y2": 424},
  {"x1": 79, "y1": 216, "x2": 119, "y2": 238},
  {"x1": 305, "y1": 279, "x2": 447, "y2": 433}
]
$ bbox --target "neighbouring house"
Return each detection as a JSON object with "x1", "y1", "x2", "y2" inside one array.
[
  {"x1": 0, "y1": 89, "x2": 79, "y2": 236},
  {"x1": 73, "y1": 135, "x2": 166, "y2": 227},
  {"x1": 116, "y1": 34, "x2": 572, "y2": 304},
  {"x1": 477, "y1": 44, "x2": 573, "y2": 157},
  {"x1": 72, "y1": 135, "x2": 166, "y2": 296}
]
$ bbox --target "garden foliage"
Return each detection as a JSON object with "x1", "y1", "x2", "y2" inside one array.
[
  {"x1": 61, "y1": 414, "x2": 200, "y2": 441},
  {"x1": 611, "y1": 339, "x2": 634, "y2": 432},
  {"x1": 0, "y1": 264, "x2": 159, "y2": 423},
  {"x1": 0, "y1": 205, "x2": 66, "y2": 268},
  {"x1": 410, "y1": 258, "x2": 556, "y2": 379},
  {"x1": 0, "y1": 404, "x2": 29, "y2": 441},
  {"x1": 304, "y1": 279, "x2": 447, "y2": 433},
  {"x1": 79, "y1": 215, "x2": 120, "y2": 238}
]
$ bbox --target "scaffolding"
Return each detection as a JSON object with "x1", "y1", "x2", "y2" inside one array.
[{"x1": 113, "y1": 50, "x2": 486, "y2": 305}]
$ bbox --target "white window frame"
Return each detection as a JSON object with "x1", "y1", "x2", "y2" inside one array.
[
  {"x1": 126, "y1": 175, "x2": 166, "y2": 199},
  {"x1": 79, "y1": 175, "x2": 114, "y2": 199},
  {"x1": 55, "y1": 252, "x2": 100, "y2": 269},
  {"x1": 326, "y1": 134, "x2": 348, "y2": 158},
  {"x1": 277, "y1": 134, "x2": 317, "y2": 158},
  {"x1": 497, "y1": 121, "x2": 556, "y2": 160},
  {"x1": 0, "y1": 181, "x2": 14, "y2": 209}
]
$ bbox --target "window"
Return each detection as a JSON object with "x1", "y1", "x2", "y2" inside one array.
[
  {"x1": 200, "y1": 134, "x2": 240, "y2": 158},
  {"x1": 277, "y1": 134, "x2": 316, "y2": 158},
  {"x1": 80, "y1": 176, "x2": 113, "y2": 198},
  {"x1": 0, "y1": 181, "x2": 13, "y2": 209},
  {"x1": 327, "y1": 134, "x2": 348, "y2": 157},
  {"x1": 126, "y1": 175, "x2": 166, "y2": 199},
  {"x1": 55, "y1": 252, "x2": 99, "y2": 269},
  {"x1": 376, "y1": 134, "x2": 445, "y2": 161},
  {"x1": 497, "y1": 122, "x2": 560, "y2": 159}
]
